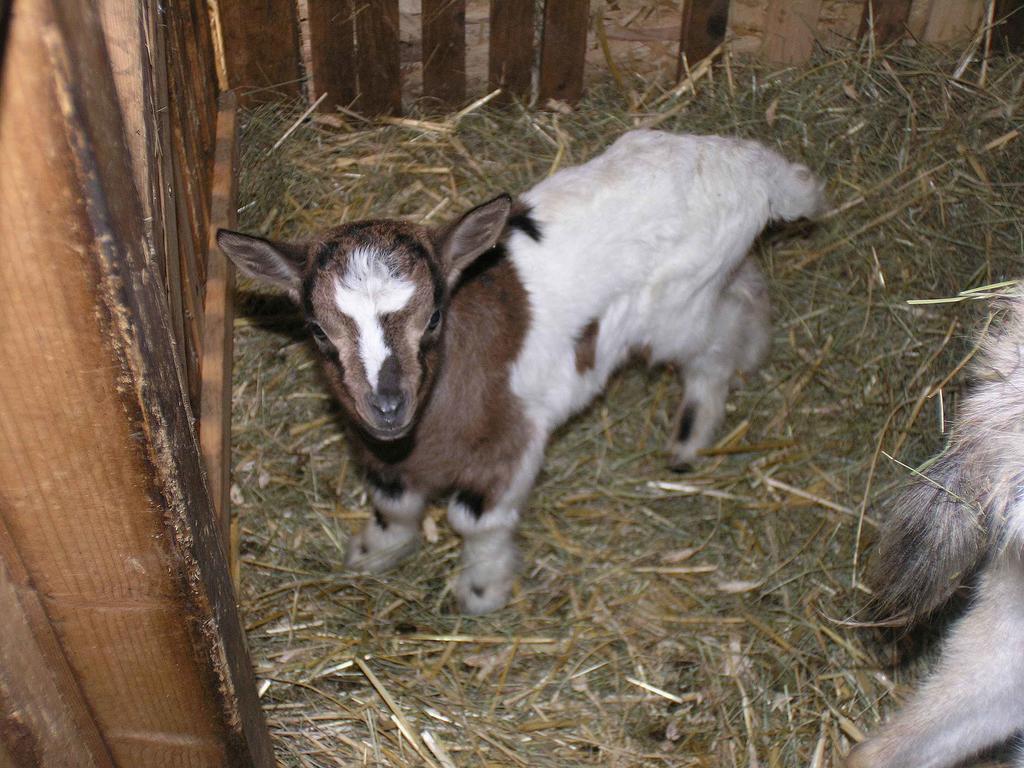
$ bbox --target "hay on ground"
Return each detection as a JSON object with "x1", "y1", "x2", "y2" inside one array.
[{"x1": 231, "y1": 43, "x2": 1024, "y2": 767}]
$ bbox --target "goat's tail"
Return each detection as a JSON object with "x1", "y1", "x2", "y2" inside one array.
[
  {"x1": 765, "y1": 156, "x2": 828, "y2": 222},
  {"x1": 869, "y1": 289, "x2": 1024, "y2": 625}
]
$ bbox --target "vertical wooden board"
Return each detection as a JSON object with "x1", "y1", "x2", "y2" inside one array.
[
  {"x1": 539, "y1": 0, "x2": 590, "y2": 106},
  {"x1": 921, "y1": 0, "x2": 984, "y2": 42},
  {"x1": 98, "y1": 0, "x2": 150, "y2": 223},
  {"x1": 354, "y1": 0, "x2": 402, "y2": 115},
  {"x1": 308, "y1": 0, "x2": 357, "y2": 111},
  {"x1": 760, "y1": 0, "x2": 823, "y2": 63},
  {"x1": 2, "y1": 1, "x2": 274, "y2": 765},
  {"x1": 678, "y1": 0, "x2": 730, "y2": 76},
  {"x1": 995, "y1": 0, "x2": 1024, "y2": 49},
  {"x1": 816, "y1": 0, "x2": 863, "y2": 46},
  {"x1": 201, "y1": 93, "x2": 239, "y2": 554},
  {"x1": 422, "y1": 0, "x2": 467, "y2": 108},
  {"x1": 217, "y1": 0, "x2": 302, "y2": 104},
  {"x1": 0, "y1": 527, "x2": 114, "y2": 768},
  {"x1": 489, "y1": 0, "x2": 534, "y2": 103},
  {"x1": 858, "y1": 0, "x2": 913, "y2": 44}
]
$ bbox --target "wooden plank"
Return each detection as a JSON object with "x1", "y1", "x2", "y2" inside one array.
[
  {"x1": 1, "y1": 2, "x2": 274, "y2": 765},
  {"x1": 760, "y1": 0, "x2": 822, "y2": 64},
  {"x1": 0, "y1": 520, "x2": 114, "y2": 768},
  {"x1": 354, "y1": 0, "x2": 402, "y2": 115},
  {"x1": 920, "y1": 0, "x2": 984, "y2": 43},
  {"x1": 678, "y1": 0, "x2": 730, "y2": 77},
  {"x1": 858, "y1": 0, "x2": 913, "y2": 45},
  {"x1": 539, "y1": 0, "x2": 590, "y2": 106},
  {"x1": 488, "y1": 0, "x2": 534, "y2": 103},
  {"x1": 217, "y1": 0, "x2": 302, "y2": 104},
  {"x1": 995, "y1": 0, "x2": 1024, "y2": 49},
  {"x1": 422, "y1": 0, "x2": 467, "y2": 108},
  {"x1": 201, "y1": 92, "x2": 240, "y2": 558},
  {"x1": 308, "y1": 0, "x2": 357, "y2": 111}
]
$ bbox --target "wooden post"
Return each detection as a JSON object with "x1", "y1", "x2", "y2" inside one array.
[
  {"x1": 858, "y1": 0, "x2": 913, "y2": 45},
  {"x1": 760, "y1": 0, "x2": 823, "y2": 64},
  {"x1": 995, "y1": 0, "x2": 1024, "y2": 49},
  {"x1": 308, "y1": 0, "x2": 357, "y2": 112},
  {"x1": 0, "y1": 2, "x2": 273, "y2": 765},
  {"x1": 678, "y1": 0, "x2": 730, "y2": 77},
  {"x1": 539, "y1": 0, "x2": 590, "y2": 106},
  {"x1": 489, "y1": 0, "x2": 535, "y2": 104},
  {"x1": 422, "y1": 0, "x2": 467, "y2": 108},
  {"x1": 217, "y1": 0, "x2": 302, "y2": 104},
  {"x1": 354, "y1": 0, "x2": 402, "y2": 115},
  {"x1": 201, "y1": 91, "x2": 240, "y2": 573}
]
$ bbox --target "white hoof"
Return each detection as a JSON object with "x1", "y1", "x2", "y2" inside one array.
[
  {"x1": 455, "y1": 540, "x2": 517, "y2": 615},
  {"x1": 345, "y1": 518, "x2": 420, "y2": 574}
]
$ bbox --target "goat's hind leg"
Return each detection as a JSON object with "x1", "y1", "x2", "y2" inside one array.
[
  {"x1": 848, "y1": 555, "x2": 1024, "y2": 768},
  {"x1": 667, "y1": 260, "x2": 770, "y2": 472},
  {"x1": 345, "y1": 474, "x2": 426, "y2": 573}
]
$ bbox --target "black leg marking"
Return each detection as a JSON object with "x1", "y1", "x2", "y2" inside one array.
[
  {"x1": 454, "y1": 489, "x2": 486, "y2": 520},
  {"x1": 368, "y1": 470, "x2": 404, "y2": 500},
  {"x1": 471, "y1": 584, "x2": 485, "y2": 598},
  {"x1": 677, "y1": 403, "x2": 697, "y2": 443},
  {"x1": 373, "y1": 507, "x2": 389, "y2": 530},
  {"x1": 508, "y1": 205, "x2": 542, "y2": 242}
]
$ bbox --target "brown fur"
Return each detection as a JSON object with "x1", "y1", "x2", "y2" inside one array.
[
  {"x1": 346, "y1": 253, "x2": 531, "y2": 508},
  {"x1": 574, "y1": 319, "x2": 600, "y2": 373}
]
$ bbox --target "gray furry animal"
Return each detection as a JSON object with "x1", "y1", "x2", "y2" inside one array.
[{"x1": 849, "y1": 288, "x2": 1024, "y2": 768}]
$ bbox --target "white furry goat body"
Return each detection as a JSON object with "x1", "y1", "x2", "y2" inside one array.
[
  {"x1": 850, "y1": 289, "x2": 1024, "y2": 768},
  {"x1": 219, "y1": 130, "x2": 825, "y2": 614}
]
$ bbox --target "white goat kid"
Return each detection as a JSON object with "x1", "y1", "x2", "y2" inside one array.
[
  {"x1": 219, "y1": 130, "x2": 826, "y2": 614},
  {"x1": 849, "y1": 288, "x2": 1024, "y2": 768}
]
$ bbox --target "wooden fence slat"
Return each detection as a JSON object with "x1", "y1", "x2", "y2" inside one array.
[
  {"x1": 678, "y1": 0, "x2": 730, "y2": 76},
  {"x1": 921, "y1": 0, "x2": 985, "y2": 43},
  {"x1": 995, "y1": 0, "x2": 1024, "y2": 49},
  {"x1": 308, "y1": 0, "x2": 357, "y2": 111},
  {"x1": 423, "y1": 0, "x2": 467, "y2": 108},
  {"x1": 354, "y1": 0, "x2": 402, "y2": 116},
  {"x1": 2, "y1": 1, "x2": 274, "y2": 764},
  {"x1": 858, "y1": 0, "x2": 913, "y2": 45},
  {"x1": 539, "y1": 0, "x2": 590, "y2": 106},
  {"x1": 217, "y1": 0, "x2": 302, "y2": 104},
  {"x1": 201, "y1": 92, "x2": 239, "y2": 566},
  {"x1": 760, "y1": 0, "x2": 822, "y2": 64},
  {"x1": 489, "y1": 0, "x2": 534, "y2": 103}
]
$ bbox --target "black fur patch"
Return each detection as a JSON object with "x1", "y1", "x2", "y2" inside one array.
[
  {"x1": 373, "y1": 507, "x2": 389, "y2": 530},
  {"x1": 368, "y1": 471, "x2": 404, "y2": 500},
  {"x1": 454, "y1": 489, "x2": 487, "y2": 519},
  {"x1": 508, "y1": 208, "x2": 542, "y2": 242},
  {"x1": 677, "y1": 403, "x2": 698, "y2": 443}
]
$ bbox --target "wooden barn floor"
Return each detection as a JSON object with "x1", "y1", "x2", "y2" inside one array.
[{"x1": 229, "y1": 47, "x2": 1024, "y2": 767}]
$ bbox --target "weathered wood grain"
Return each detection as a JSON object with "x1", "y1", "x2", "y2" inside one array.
[
  {"x1": 308, "y1": 0, "x2": 357, "y2": 111},
  {"x1": 539, "y1": 0, "x2": 590, "y2": 105},
  {"x1": 217, "y1": 0, "x2": 302, "y2": 103},
  {"x1": 760, "y1": 0, "x2": 823, "y2": 63},
  {"x1": 354, "y1": 0, "x2": 402, "y2": 115},
  {"x1": 678, "y1": 0, "x2": 730, "y2": 76},
  {"x1": 488, "y1": 0, "x2": 534, "y2": 103},
  {"x1": 858, "y1": 0, "x2": 913, "y2": 44},
  {"x1": 423, "y1": 0, "x2": 467, "y2": 108}
]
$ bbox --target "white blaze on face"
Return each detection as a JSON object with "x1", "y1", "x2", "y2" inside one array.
[{"x1": 334, "y1": 248, "x2": 416, "y2": 391}]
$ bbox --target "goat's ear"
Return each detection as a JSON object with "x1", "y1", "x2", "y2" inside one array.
[
  {"x1": 217, "y1": 229, "x2": 306, "y2": 301},
  {"x1": 440, "y1": 194, "x2": 512, "y2": 286}
]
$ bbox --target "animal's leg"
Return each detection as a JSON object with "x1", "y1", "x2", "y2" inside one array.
[
  {"x1": 847, "y1": 556, "x2": 1024, "y2": 768},
  {"x1": 667, "y1": 259, "x2": 769, "y2": 471},
  {"x1": 669, "y1": 362, "x2": 732, "y2": 471},
  {"x1": 345, "y1": 475, "x2": 426, "y2": 573},
  {"x1": 447, "y1": 433, "x2": 546, "y2": 615}
]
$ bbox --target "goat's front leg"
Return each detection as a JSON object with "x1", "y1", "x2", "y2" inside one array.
[{"x1": 345, "y1": 473, "x2": 426, "y2": 573}]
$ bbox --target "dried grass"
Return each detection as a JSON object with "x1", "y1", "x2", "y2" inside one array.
[{"x1": 231, "y1": 43, "x2": 1024, "y2": 767}]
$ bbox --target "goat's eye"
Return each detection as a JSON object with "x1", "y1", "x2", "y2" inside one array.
[
  {"x1": 308, "y1": 322, "x2": 331, "y2": 347},
  {"x1": 427, "y1": 309, "x2": 442, "y2": 331}
]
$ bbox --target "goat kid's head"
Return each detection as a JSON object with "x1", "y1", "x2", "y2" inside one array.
[{"x1": 218, "y1": 195, "x2": 512, "y2": 441}]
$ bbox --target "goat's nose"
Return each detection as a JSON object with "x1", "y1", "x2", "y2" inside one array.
[{"x1": 368, "y1": 391, "x2": 404, "y2": 419}]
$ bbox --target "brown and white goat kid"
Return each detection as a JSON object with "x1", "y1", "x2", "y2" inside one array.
[
  {"x1": 219, "y1": 130, "x2": 825, "y2": 614},
  {"x1": 849, "y1": 289, "x2": 1024, "y2": 768}
]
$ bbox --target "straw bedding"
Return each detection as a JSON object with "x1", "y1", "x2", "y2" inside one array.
[{"x1": 230, "y1": 44, "x2": 1024, "y2": 767}]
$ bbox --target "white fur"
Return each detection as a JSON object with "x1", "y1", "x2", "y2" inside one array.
[
  {"x1": 334, "y1": 247, "x2": 415, "y2": 391},
  {"x1": 509, "y1": 130, "x2": 822, "y2": 432},
  {"x1": 345, "y1": 487, "x2": 426, "y2": 573}
]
